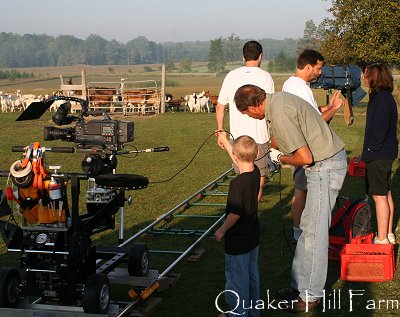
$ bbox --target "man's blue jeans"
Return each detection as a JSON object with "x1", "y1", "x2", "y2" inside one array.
[
  {"x1": 225, "y1": 245, "x2": 260, "y2": 317},
  {"x1": 291, "y1": 149, "x2": 347, "y2": 301}
]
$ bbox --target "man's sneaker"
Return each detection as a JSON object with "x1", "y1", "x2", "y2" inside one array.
[
  {"x1": 388, "y1": 233, "x2": 396, "y2": 244},
  {"x1": 284, "y1": 296, "x2": 321, "y2": 313},
  {"x1": 276, "y1": 287, "x2": 299, "y2": 301},
  {"x1": 374, "y1": 236, "x2": 390, "y2": 244}
]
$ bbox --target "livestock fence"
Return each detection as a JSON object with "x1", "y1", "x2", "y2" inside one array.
[
  {"x1": 58, "y1": 68, "x2": 166, "y2": 116},
  {"x1": 87, "y1": 79, "x2": 162, "y2": 115}
]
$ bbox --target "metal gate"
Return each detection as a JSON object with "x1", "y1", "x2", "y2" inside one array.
[{"x1": 87, "y1": 80, "x2": 161, "y2": 116}]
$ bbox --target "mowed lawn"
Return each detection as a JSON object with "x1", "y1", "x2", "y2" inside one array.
[{"x1": 0, "y1": 67, "x2": 399, "y2": 317}]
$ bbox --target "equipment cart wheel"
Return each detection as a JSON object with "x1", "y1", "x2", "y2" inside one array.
[
  {"x1": 0, "y1": 268, "x2": 20, "y2": 308},
  {"x1": 82, "y1": 273, "x2": 110, "y2": 314},
  {"x1": 128, "y1": 243, "x2": 149, "y2": 277}
]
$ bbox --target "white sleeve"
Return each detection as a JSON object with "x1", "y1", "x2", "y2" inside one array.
[{"x1": 217, "y1": 76, "x2": 230, "y2": 105}]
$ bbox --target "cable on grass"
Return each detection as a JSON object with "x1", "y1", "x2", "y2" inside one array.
[{"x1": 149, "y1": 130, "x2": 234, "y2": 184}]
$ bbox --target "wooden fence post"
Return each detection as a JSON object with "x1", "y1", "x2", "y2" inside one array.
[{"x1": 161, "y1": 64, "x2": 166, "y2": 113}]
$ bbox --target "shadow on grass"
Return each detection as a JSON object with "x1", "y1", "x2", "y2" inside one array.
[{"x1": 0, "y1": 159, "x2": 399, "y2": 317}]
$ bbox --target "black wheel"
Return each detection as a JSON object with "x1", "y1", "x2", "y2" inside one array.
[
  {"x1": 82, "y1": 273, "x2": 110, "y2": 314},
  {"x1": 0, "y1": 268, "x2": 20, "y2": 308},
  {"x1": 128, "y1": 243, "x2": 149, "y2": 277}
]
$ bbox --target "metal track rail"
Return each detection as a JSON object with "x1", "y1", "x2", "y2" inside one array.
[
  {"x1": 119, "y1": 168, "x2": 233, "y2": 248},
  {"x1": 116, "y1": 167, "x2": 234, "y2": 316}
]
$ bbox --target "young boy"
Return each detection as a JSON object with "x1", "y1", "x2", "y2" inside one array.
[{"x1": 215, "y1": 132, "x2": 261, "y2": 317}]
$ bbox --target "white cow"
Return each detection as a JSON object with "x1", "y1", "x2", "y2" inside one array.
[
  {"x1": 9, "y1": 91, "x2": 25, "y2": 112},
  {"x1": 183, "y1": 94, "x2": 197, "y2": 112},
  {"x1": 0, "y1": 92, "x2": 11, "y2": 113},
  {"x1": 196, "y1": 92, "x2": 210, "y2": 113}
]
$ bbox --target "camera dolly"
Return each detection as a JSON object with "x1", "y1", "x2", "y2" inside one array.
[{"x1": 0, "y1": 143, "x2": 157, "y2": 314}]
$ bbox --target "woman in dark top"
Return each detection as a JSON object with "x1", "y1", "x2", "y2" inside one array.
[{"x1": 361, "y1": 62, "x2": 398, "y2": 244}]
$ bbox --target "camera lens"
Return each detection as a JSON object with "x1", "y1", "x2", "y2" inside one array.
[{"x1": 43, "y1": 126, "x2": 75, "y2": 142}]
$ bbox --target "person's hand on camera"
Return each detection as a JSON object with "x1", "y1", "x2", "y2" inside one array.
[{"x1": 269, "y1": 148, "x2": 283, "y2": 164}]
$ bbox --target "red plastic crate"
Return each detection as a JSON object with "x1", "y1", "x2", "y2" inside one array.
[
  {"x1": 341, "y1": 243, "x2": 395, "y2": 282},
  {"x1": 329, "y1": 233, "x2": 374, "y2": 261},
  {"x1": 348, "y1": 156, "x2": 366, "y2": 177},
  {"x1": 350, "y1": 232, "x2": 374, "y2": 245}
]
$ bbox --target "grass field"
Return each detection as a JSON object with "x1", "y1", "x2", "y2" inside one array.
[{"x1": 0, "y1": 67, "x2": 399, "y2": 316}]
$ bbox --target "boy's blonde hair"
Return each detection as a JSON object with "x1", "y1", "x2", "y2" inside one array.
[{"x1": 232, "y1": 135, "x2": 258, "y2": 163}]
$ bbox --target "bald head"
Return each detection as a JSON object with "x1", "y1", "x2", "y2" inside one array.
[{"x1": 234, "y1": 85, "x2": 266, "y2": 112}]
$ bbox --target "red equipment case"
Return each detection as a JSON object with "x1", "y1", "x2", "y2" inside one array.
[
  {"x1": 348, "y1": 156, "x2": 366, "y2": 177},
  {"x1": 340, "y1": 243, "x2": 395, "y2": 282}
]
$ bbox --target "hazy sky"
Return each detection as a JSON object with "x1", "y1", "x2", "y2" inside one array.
[{"x1": 1, "y1": 0, "x2": 332, "y2": 43}]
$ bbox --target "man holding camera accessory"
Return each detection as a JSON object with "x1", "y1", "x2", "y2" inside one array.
[
  {"x1": 282, "y1": 49, "x2": 344, "y2": 246},
  {"x1": 216, "y1": 40, "x2": 275, "y2": 202},
  {"x1": 234, "y1": 84, "x2": 347, "y2": 312}
]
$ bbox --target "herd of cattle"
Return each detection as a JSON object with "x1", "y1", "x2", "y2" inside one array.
[{"x1": 0, "y1": 88, "x2": 219, "y2": 115}]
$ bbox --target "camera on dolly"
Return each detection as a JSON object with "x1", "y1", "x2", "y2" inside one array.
[{"x1": 0, "y1": 95, "x2": 168, "y2": 314}]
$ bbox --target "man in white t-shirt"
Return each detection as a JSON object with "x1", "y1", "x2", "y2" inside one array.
[
  {"x1": 216, "y1": 41, "x2": 275, "y2": 202},
  {"x1": 282, "y1": 49, "x2": 343, "y2": 245}
]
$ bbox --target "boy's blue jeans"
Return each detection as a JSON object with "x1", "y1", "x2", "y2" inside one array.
[
  {"x1": 225, "y1": 245, "x2": 260, "y2": 317},
  {"x1": 291, "y1": 149, "x2": 347, "y2": 301}
]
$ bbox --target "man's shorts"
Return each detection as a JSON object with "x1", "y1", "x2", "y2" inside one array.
[
  {"x1": 232, "y1": 142, "x2": 270, "y2": 177},
  {"x1": 290, "y1": 165, "x2": 307, "y2": 191},
  {"x1": 365, "y1": 159, "x2": 394, "y2": 196}
]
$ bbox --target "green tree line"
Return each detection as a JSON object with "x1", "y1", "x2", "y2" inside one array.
[
  {"x1": 0, "y1": 32, "x2": 298, "y2": 68},
  {"x1": 0, "y1": 69, "x2": 34, "y2": 80},
  {"x1": 3, "y1": 0, "x2": 397, "y2": 71}
]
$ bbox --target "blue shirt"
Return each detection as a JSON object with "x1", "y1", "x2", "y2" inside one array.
[{"x1": 362, "y1": 90, "x2": 398, "y2": 162}]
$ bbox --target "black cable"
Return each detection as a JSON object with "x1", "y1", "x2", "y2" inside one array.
[
  {"x1": 149, "y1": 130, "x2": 234, "y2": 184},
  {"x1": 255, "y1": 152, "x2": 268, "y2": 162},
  {"x1": 278, "y1": 168, "x2": 295, "y2": 256},
  {"x1": 118, "y1": 144, "x2": 139, "y2": 159}
]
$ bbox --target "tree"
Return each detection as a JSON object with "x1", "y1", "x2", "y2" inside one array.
[
  {"x1": 165, "y1": 59, "x2": 176, "y2": 72},
  {"x1": 180, "y1": 58, "x2": 192, "y2": 72},
  {"x1": 208, "y1": 37, "x2": 226, "y2": 73},
  {"x1": 130, "y1": 36, "x2": 151, "y2": 64},
  {"x1": 106, "y1": 39, "x2": 125, "y2": 65},
  {"x1": 297, "y1": 20, "x2": 319, "y2": 54},
  {"x1": 268, "y1": 51, "x2": 296, "y2": 72},
  {"x1": 224, "y1": 33, "x2": 242, "y2": 62},
  {"x1": 49, "y1": 35, "x2": 85, "y2": 66},
  {"x1": 85, "y1": 34, "x2": 107, "y2": 65},
  {"x1": 267, "y1": 59, "x2": 274, "y2": 72},
  {"x1": 319, "y1": 0, "x2": 400, "y2": 66}
]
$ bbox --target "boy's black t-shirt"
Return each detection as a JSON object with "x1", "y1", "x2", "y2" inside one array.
[{"x1": 224, "y1": 166, "x2": 260, "y2": 255}]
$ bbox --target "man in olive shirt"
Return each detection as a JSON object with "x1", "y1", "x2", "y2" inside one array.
[{"x1": 234, "y1": 84, "x2": 347, "y2": 312}]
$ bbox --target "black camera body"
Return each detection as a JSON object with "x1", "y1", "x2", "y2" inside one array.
[
  {"x1": 75, "y1": 119, "x2": 134, "y2": 151},
  {"x1": 43, "y1": 100, "x2": 134, "y2": 152}
]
